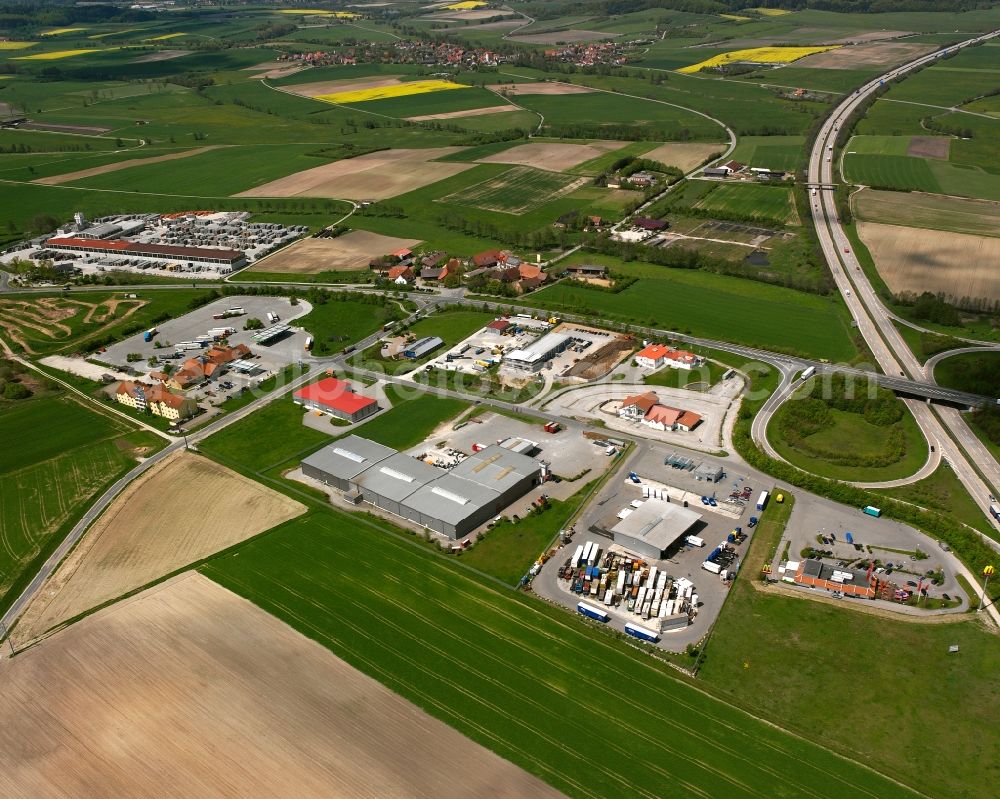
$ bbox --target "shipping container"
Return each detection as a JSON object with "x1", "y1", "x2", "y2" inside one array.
[
  {"x1": 581, "y1": 542, "x2": 593, "y2": 566},
  {"x1": 577, "y1": 601, "x2": 608, "y2": 622},
  {"x1": 615, "y1": 571, "x2": 626, "y2": 595},
  {"x1": 685, "y1": 535, "x2": 705, "y2": 548},
  {"x1": 702, "y1": 561, "x2": 722, "y2": 574},
  {"x1": 572, "y1": 544, "x2": 584, "y2": 569},
  {"x1": 588, "y1": 545, "x2": 600, "y2": 567},
  {"x1": 624, "y1": 622, "x2": 659, "y2": 643}
]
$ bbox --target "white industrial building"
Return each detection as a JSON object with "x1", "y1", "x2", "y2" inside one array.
[{"x1": 503, "y1": 331, "x2": 572, "y2": 373}]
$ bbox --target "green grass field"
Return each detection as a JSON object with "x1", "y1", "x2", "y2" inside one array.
[
  {"x1": 438, "y1": 166, "x2": 582, "y2": 215},
  {"x1": 727, "y1": 135, "x2": 805, "y2": 172},
  {"x1": 297, "y1": 295, "x2": 402, "y2": 357},
  {"x1": 694, "y1": 183, "x2": 797, "y2": 224},
  {"x1": 841, "y1": 153, "x2": 940, "y2": 193},
  {"x1": 200, "y1": 509, "x2": 924, "y2": 799},
  {"x1": 0, "y1": 394, "x2": 158, "y2": 610},
  {"x1": 522, "y1": 259, "x2": 857, "y2": 361},
  {"x1": 933, "y1": 351, "x2": 1000, "y2": 397},
  {"x1": 877, "y1": 463, "x2": 996, "y2": 538}
]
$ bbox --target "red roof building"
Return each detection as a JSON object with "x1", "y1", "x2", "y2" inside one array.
[
  {"x1": 44, "y1": 236, "x2": 245, "y2": 266},
  {"x1": 293, "y1": 377, "x2": 379, "y2": 423}
]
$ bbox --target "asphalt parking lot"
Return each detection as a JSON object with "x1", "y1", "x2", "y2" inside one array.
[{"x1": 100, "y1": 295, "x2": 311, "y2": 374}]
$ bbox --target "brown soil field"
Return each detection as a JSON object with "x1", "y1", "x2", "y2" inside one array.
[
  {"x1": 34, "y1": 145, "x2": 225, "y2": 185},
  {"x1": 512, "y1": 30, "x2": 619, "y2": 44},
  {"x1": 284, "y1": 75, "x2": 403, "y2": 98},
  {"x1": 406, "y1": 104, "x2": 518, "y2": 121},
  {"x1": 498, "y1": 82, "x2": 595, "y2": 96},
  {"x1": 251, "y1": 230, "x2": 422, "y2": 273},
  {"x1": 564, "y1": 337, "x2": 634, "y2": 380},
  {"x1": 133, "y1": 49, "x2": 190, "y2": 63},
  {"x1": 478, "y1": 141, "x2": 625, "y2": 171},
  {"x1": 794, "y1": 41, "x2": 934, "y2": 69},
  {"x1": 641, "y1": 142, "x2": 726, "y2": 172},
  {"x1": 0, "y1": 573, "x2": 567, "y2": 799},
  {"x1": 858, "y1": 220, "x2": 1000, "y2": 302},
  {"x1": 427, "y1": 9, "x2": 515, "y2": 20},
  {"x1": 11, "y1": 452, "x2": 305, "y2": 646},
  {"x1": 907, "y1": 135, "x2": 950, "y2": 160},
  {"x1": 235, "y1": 147, "x2": 473, "y2": 201}
]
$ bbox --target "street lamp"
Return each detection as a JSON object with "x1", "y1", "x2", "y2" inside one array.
[{"x1": 979, "y1": 565, "x2": 995, "y2": 612}]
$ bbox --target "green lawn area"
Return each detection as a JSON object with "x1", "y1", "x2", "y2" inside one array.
[
  {"x1": 727, "y1": 135, "x2": 805, "y2": 172},
  {"x1": 846, "y1": 134, "x2": 914, "y2": 156},
  {"x1": 644, "y1": 360, "x2": 726, "y2": 390},
  {"x1": 700, "y1": 488, "x2": 1000, "y2": 799},
  {"x1": 521, "y1": 259, "x2": 857, "y2": 362},
  {"x1": 200, "y1": 508, "x2": 923, "y2": 799},
  {"x1": 462, "y1": 480, "x2": 596, "y2": 585},
  {"x1": 876, "y1": 464, "x2": 996, "y2": 538},
  {"x1": 198, "y1": 394, "x2": 330, "y2": 473},
  {"x1": 0, "y1": 394, "x2": 159, "y2": 612},
  {"x1": 297, "y1": 295, "x2": 403, "y2": 357},
  {"x1": 769, "y1": 403, "x2": 928, "y2": 482},
  {"x1": 345, "y1": 384, "x2": 468, "y2": 451}
]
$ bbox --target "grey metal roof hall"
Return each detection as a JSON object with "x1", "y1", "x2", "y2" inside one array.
[
  {"x1": 610, "y1": 500, "x2": 702, "y2": 559},
  {"x1": 300, "y1": 435, "x2": 395, "y2": 489},
  {"x1": 400, "y1": 473, "x2": 502, "y2": 532},
  {"x1": 354, "y1": 452, "x2": 441, "y2": 503},
  {"x1": 451, "y1": 446, "x2": 540, "y2": 495}
]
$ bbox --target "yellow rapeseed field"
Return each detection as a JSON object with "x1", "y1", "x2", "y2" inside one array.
[
  {"x1": 146, "y1": 33, "x2": 187, "y2": 41},
  {"x1": 41, "y1": 27, "x2": 86, "y2": 36},
  {"x1": 317, "y1": 79, "x2": 470, "y2": 104},
  {"x1": 14, "y1": 48, "x2": 110, "y2": 61},
  {"x1": 0, "y1": 41, "x2": 34, "y2": 50},
  {"x1": 749, "y1": 7, "x2": 792, "y2": 15},
  {"x1": 678, "y1": 45, "x2": 839, "y2": 74},
  {"x1": 444, "y1": 1, "x2": 487, "y2": 9}
]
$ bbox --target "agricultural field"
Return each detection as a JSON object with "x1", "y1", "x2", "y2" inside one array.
[
  {"x1": 0, "y1": 572, "x2": 563, "y2": 798},
  {"x1": 476, "y1": 141, "x2": 628, "y2": 172},
  {"x1": 439, "y1": 166, "x2": 586, "y2": 215},
  {"x1": 236, "y1": 148, "x2": 475, "y2": 201},
  {"x1": 857, "y1": 221, "x2": 1000, "y2": 303},
  {"x1": 853, "y1": 189, "x2": 1000, "y2": 238},
  {"x1": 693, "y1": 183, "x2": 797, "y2": 225},
  {"x1": 521, "y1": 259, "x2": 856, "y2": 362},
  {"x1": 250, "y1": 231, "x2": 422, "y2": 274},
  {"x1": 12, "y1": 452, "x2": 305, "y2": 645},
  {"x1": 677, "y1": 45, "x2": 840, "y2": 74},
  {"x1": 0, "y1": 394, "x2": 157, "y2": 611},
  {"x1": 199, "y1": 510, "x2": 924, "y2": 799}
]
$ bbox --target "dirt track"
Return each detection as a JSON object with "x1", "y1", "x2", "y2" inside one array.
[
  {"x1": 0, "y1": 573, "x2": 567, "y2": 799},
  {"x1": 12, "y1": 452, "x2": 305, "y2": 645},
  {"x1": 235, "y1": 147, "x2": 473, "y2": 200},
  {"x1": 34, "y1": 145, "x2": 225, "y2": 185},
  {"x1": 406, "y1": 104, "x2": 517, "y2": 121},
  {"x1": 252, "y1": 231, "x2": 422, "y2": 273}
]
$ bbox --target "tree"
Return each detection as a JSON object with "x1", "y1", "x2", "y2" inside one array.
[
  {"x1": 28, "y1": 214, "x2": 59, "y2": 234},
  {"x1": 4, "y1": 382, "x2": 31, "y2": 400},
  {"x1": 244, "y1": 317, "x2": 264, "y2": 331}
]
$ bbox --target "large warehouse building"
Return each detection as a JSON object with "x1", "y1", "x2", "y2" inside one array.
[
  {"x1": 609, "y1": 500, "x2": 702, "y2": 560},
  {"x1": 44, "y1": 236, "x2": 246, "y2": 268},
  {"x1": 504, "y1": 331, "x2": 572, "y2": 373},
  {"x1": 301, "y1": 435, "x2": 542, "y2": 538}
]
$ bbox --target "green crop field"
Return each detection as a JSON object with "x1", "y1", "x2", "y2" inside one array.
[
  {"x1": 0, "y1": 394, "x2": 158, "y2": 611},
  {"x1": 853, "y1": 188, "x2": 1000, "y2": 237},
  {"x1": 727, "y1": 135, "x2": 805, "y2": 172},
  {"x1": 341, "y1": 87, "x2": 515, "y2": 119},
  {"x1": 201, "y1": 509, "x2": 922, "y2": 799},
  {"x1": 846, "y1": 135, "x2": 914, "y2": 156},
  {"x1": 438, "y1": 166, "x2": 582, "y2": 215},
  {"x1": 694, "y1": 183, "x2": 797, "y2": 224},
  {"x1": 841, "y1": 153, "x2": 941, "y2": 193},
  {"x1": 522, "y1": 260, "x2": 856, "y2": 361}
]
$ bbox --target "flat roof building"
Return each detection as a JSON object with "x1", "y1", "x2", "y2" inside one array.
[
  {"x1": 404, "y1": 336, "x2": 444, "y2": 359},
  {"x1": 609, "y1": 500, "x2": 702, "y2": 560},
  {"x1": 293, "y1": 377, "x2": 379, "y2": 423},
  {"x1": 300, "y1": 435, "x2": 395, "y2": 491},
  {"x1": 45, "y1": 235, "x2": 245, "y2": 267},
  {"x1": 504, "y1": 331, "x2": 572, "y2": 372},
  {"x1": 300, "y1": 438, "x2": 542, "y2": 539}
]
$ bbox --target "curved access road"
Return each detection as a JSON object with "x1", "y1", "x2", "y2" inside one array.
[
  {"x1": 922, "y1": 345, "x2": 1000, "y2": 381},
  {"x1": 810, "y1": 28, "x2": 1000, "y2": 541}
]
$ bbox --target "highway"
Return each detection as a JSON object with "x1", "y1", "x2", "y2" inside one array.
[{"x1": 808, "y1": 28, "x2": 1000, "y2": 540}]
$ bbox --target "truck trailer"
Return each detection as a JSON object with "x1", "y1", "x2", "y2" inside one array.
[
  {"x1": 755, "y1": 490, "x2": 769, "y2": 511},
  {"x1": 624, "y1": 622, "x2": 660, "y2": 643},
  {"x1": 577, "y1": 601, "x2": 609, "y2": 622}
]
